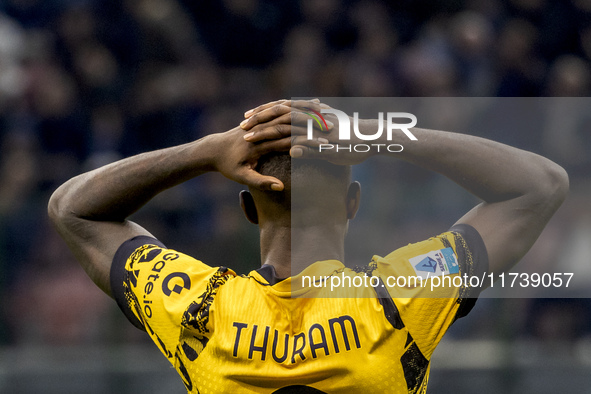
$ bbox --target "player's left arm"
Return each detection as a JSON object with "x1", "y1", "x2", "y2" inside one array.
[
  {"x1": 296, "y1": 123, "x2": 569, "y2": 277},
  {"x1": 396, "y1": 128, "x2": 569, "y2": 278},
  {"x1": 241, "y1": 104, "x2": 569, "y2": 278}
]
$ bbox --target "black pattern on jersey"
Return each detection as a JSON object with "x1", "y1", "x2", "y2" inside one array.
[
  {"x1": 182, "y1": 267, "x2": 231, "y2": 334},
  {"x1": 122, "y1": 246, "x2": 177, "y2": 358},
  {"x1": 352, "y1": 260, "x2": 378, "y2": 275},
  {"x1": 180, "y1": 335, "x2": 209, "y2": 362},
  {"x1": 373, "y1": 276, "x2": 405, "y2": 330},
  {"x1": 122, "y1": 275, "x2": 147, "y2": 331},
  {"x1": 174, "y1": 346, "x2": 194, "y2": 392},
  {"x1": 447, "y1": 231, "x2": 479, "y2": 320},
  {"x1": 128, "y1": 244, "x2": 159, "y2": 269},
  {"x1": 401, "y1": 337, "x2": 429, "y2": 394},
  {"x1": 354, "y1": 261, "x2": 405, "y2": 329},
  {"x1": 121, "y1": 245, "x2": 165, "y2": 331}
]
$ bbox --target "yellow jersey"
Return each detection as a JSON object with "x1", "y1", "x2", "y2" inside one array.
[{"x1": 111, "y1": 224, "x2": 487, "y2": 393}]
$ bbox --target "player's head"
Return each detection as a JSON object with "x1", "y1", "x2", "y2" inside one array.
[{"x1": 240, "y1": 152, "x2": 360, "y2": 228}]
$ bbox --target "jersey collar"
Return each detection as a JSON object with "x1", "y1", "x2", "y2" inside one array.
[{"x1": 250, "y1": 260, "x2": 345, "y2": 297}]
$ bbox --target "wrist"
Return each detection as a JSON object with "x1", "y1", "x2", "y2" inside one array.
[
  {"x1": 192, "y1": 132, "x2": 226, "y2": 173},
  {"x1": 202, "y1": 127, "x2": 251, "y2": 176}
]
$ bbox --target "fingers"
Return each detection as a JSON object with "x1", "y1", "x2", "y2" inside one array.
[
  {"x1": 232, "y1": 99, "x2": 336, "y2": 191},
  {"x1": 241, "y1": 99, "x2": 326, "y2": 131},
  {"x1": 253, "y1": 134, "x2": 327, "y2": 156},
  {"x1": 241, "y1": 105, "x2": 325, "y2": 131},
  {"x1": 245, "y1": 125, "x2": 329, "y2": 150},
  {"x1": 242, "y1": 110, "x2": 332, "y2": 143},
  {"x1": 244, "y1": 99, "x2": 289, "y2": 119},
  {"x1": 241, "y1": 104, "x2": 291, "y2": 131},
  {"x1": 291, "y1": 99, "x2": 321, "y2": 112},
  {"x1": 243, "y1": 121, "x2": 311, "y2": 143},
  {"x1": 244, "y1": 98, "x2": 321, "y2": 119}
]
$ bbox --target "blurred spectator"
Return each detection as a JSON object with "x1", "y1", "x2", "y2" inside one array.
[
  {"x1": 495, "y1": 18, "x2": 545, "y2": 96},
  {"x1": 545, "y1": 55, "x2": 590, "y2": 96},
  {"x1": 449, "y1": 11, "x2": 495, "y2": 95}
]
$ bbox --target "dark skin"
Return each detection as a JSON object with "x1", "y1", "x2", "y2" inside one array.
[{"x1": 48, "y1": 99, "x2": 569, "y2": 296}]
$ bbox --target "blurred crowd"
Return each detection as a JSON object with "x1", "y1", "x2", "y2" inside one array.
[{"x1": 0, "y1": 0, "x2": 590, "y2": 351}]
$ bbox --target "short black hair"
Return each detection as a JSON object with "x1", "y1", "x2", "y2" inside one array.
[
  {"x1": 255, "y1": 152, "x2": 351, "y2": 207},
  {"x1": 256, "y1": 152, "x2": 351, "y2": 186},
  {"x1": 256, "y1": 152, "x2": 292, "y2": 186}
]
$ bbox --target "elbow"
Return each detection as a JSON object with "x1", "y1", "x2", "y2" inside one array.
[
  {"x1": 536, "y1": 161, "x2": 569, "y2": 210},
  {"x1": 547, "y1": 162, "x2": 569, "y2": 203},
  {"x1": 47, "y1": 184, "x2": 73, "y2": 225},
  {"x1": 47, "y1": 187, "x2": 63, "y2": 224}
]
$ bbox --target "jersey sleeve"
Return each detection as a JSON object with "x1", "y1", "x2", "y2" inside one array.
[
  {"x1": 373, "y1": 224, "x2": 488, "y2": 358},
  {"x1": 110, "y1": 236, "x2": 234, "y2": 361}
]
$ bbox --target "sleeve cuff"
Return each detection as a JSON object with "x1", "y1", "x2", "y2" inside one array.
[
  {"x1": 110, "y1": 235, "x2": 166, "y2": 331},
  {"x1": 448, "y1": 224, "x2": 489, "y2": 320}
]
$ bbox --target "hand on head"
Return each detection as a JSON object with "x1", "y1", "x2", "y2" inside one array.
[
  {"x1": 217, "y1": 99, "x2": 332, "y2": 192},
  {"x1": 241, "y1": 99, "x2": 374, "y2": 166}
]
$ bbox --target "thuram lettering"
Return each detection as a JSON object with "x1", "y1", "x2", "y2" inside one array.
[{"x1": 231, "y1": 315, "x2": 361, "y2": 364}]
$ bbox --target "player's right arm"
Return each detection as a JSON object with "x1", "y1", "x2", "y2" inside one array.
[{"x1": 47, "y1": 126, "x2": 293, "y2": 298}]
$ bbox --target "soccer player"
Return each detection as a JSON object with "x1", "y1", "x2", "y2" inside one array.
[{"x1": 48, "y1": 100, "x2": 568, "y2": 393}]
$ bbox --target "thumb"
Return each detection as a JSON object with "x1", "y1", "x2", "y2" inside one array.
[
  {"x1": 290, "y1": 145, "x2": 322, "y2": 159},
  {"x1": 240, "y1": 168, "x2": 284, "y2": 191}
]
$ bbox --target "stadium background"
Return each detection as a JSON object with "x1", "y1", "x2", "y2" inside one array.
[{"x1": 0, "y1": 0, "x2": 589, "y2": 392}]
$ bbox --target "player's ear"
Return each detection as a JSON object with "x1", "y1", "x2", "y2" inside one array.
[
  {"x1": 346, "y1": 181, "x2": 361, "y2": 220},
  {"x1": 239, "y1": 190, "x2": 259, "y2": 224}
]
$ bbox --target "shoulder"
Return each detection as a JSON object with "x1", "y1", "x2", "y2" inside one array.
[
  {"x1": 110, "y1": 235, "x2": 236, "y2": 331},
  {"x1": 374, "y1": 224, "x2": 489, "y2": 281}
]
